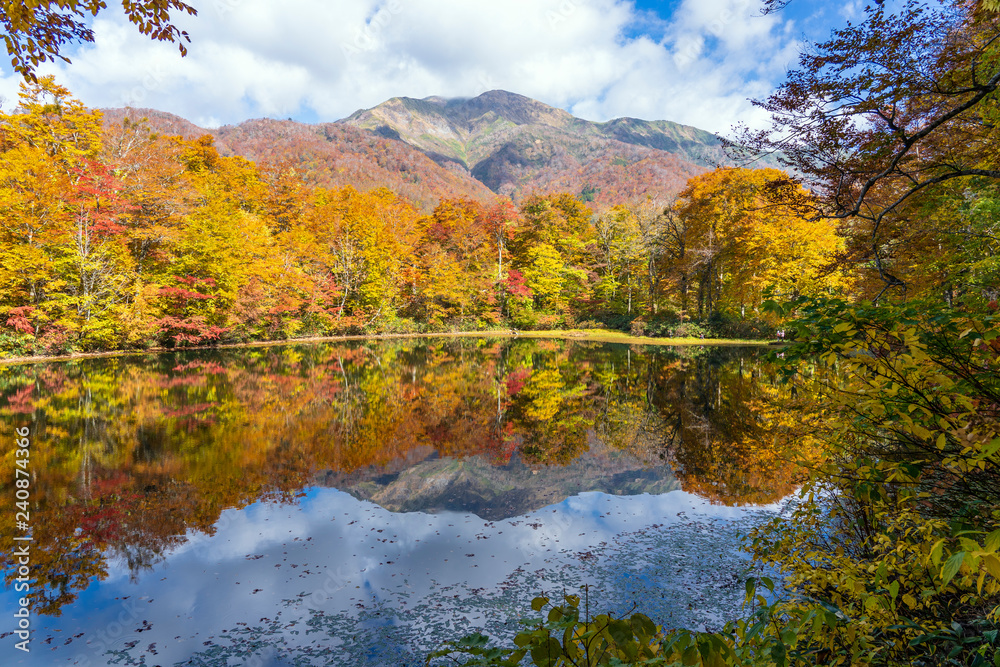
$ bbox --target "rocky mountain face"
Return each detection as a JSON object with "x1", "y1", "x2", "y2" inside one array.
[
  {"x1": 343, "y1": 90, "x2": 727, "y2": 169},
  {"x1": 104, "y1": 90, "x2": 755, "y2": 209},
  {"x1": 340, "y1": 90, "x2": 729, "y2": 204}
]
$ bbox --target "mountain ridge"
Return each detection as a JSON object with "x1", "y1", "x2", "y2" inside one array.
[
  {"x1": 103, "y1": 90, "x2": 756, "y2": 208},
  {"x1": 341, "y1": 90, "x2": 731, "y2": 169},
  {"x1": 315, "y1": 439, "x2": 680, "y2": 521}
]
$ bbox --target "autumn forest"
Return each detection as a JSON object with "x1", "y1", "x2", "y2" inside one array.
[
  {"x1": 2, "y1": 0, "x2": 1000, "y2": 665},
  {"x1": 0, "y1": 78, "x2": 851, "y2": 359}
]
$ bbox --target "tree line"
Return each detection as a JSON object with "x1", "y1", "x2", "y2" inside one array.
[{"x1": 0, "y1": 78, "x2": 848, "y2": 358}]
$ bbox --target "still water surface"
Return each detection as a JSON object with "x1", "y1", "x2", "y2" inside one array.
[{"x1": 0, "y1": 338, "x2": 798, "y2": 666}]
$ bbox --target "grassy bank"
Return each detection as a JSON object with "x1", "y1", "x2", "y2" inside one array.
[{"x1": 0, "y1": 328, "x2": 774, "y2": 367}]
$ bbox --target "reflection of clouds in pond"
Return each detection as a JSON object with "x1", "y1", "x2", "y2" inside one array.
[
  {"x1": 5, "y1": 487, "x2": 781, "y2": 666},
  {"x1": 0, "y1": 342, "x2": 805, "y2": 666}
]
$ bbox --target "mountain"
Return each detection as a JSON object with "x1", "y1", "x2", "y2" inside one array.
[
  {"x1": 340, "y1": 90, "x2": 738, "y2": 204},
  {"x1": 101, "y1": 108, "x2": 496, "y2": 210},
  {"x1": 104, "y1": 91, "x2": 758, "y2": 209},
  {"x1": 315, "y1": 440, "x2": 679, "y2": 521}
]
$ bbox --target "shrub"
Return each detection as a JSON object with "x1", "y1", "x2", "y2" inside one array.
[
  {"x1": 36, "y1": 324, "x2": 75, "y2": 355},
  {"x1": 669, "y1": 321, "x2": 711, "y2": 339},
  {"x1": 534, "y1": 313, "x2": 562, "y2": 330},
  {"x1": 0, "y1": 332, "x2": 34, "y2": 357},
  {"x1": 707, "y1": 312, "x2": 777, "y2": 340},
  {"x1": 381, "y1": 317, "x2": 421, "y2": 335}
]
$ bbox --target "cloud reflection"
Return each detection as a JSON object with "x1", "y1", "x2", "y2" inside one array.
[{"x1": 7, "y1": 486, "x2": 780, "y2": 666}]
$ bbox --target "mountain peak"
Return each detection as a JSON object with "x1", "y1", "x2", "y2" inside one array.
[
  {"x1": 103, "y1": 90, "x2": 772, "y2": 211},
  {"x1": 338, "y1": 90, "x2": 733, "y2": 200},
  {"x1": 458, "y1": 89, "x2": 573, "y2": 127}
]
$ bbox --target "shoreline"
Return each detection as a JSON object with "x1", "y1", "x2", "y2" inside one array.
[{"x1": 0, "y1": 329, "x2": 775, "y2": 367}]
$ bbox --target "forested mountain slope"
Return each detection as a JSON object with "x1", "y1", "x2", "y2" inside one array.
[
  {"x1": 105, "y1": 90, "x2": 759, "y2": 208},
  {"x1": 101, "y1": 108, "x2": 496, "y2": 210}
]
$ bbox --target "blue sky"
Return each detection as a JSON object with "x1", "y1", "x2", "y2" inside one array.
[{"x1": 0, "y1": 0, "x2": 861, "y2": 135}]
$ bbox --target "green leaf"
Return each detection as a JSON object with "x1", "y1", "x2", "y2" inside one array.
[
  {"x1": 563, "y1": 626, "x2": 579, "y2": 660},
  {"x1": 941, "y1": 551, "x2": 966, "y2": 588},
  {"x1": 460, "y1": 633, "x2": 490, "y2": 648},
  {"x1": 761, "y1": 299, "x2": 782, "y2": 316},
  {"x1": 630, "y1": 613, "x2": 657, "y2": 639},
  {"x1": 984, "y1": 438, "x2": 1000, "y2": 457},
  {"x1": 529, "y1": 637, "x2": 562, "y2": 667},
  {"x1": 608, "y1": 619, "x2": 633, "y2": 646},
  {"x1": 531, "y1": 597, "x2": 549, "y2": 612},
  {"x1": 769, "y1": 635, "x2": 788, "y2": 667}
]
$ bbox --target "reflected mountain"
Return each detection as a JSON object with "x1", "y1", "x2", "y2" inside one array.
[{"x1": 323, "y1": 440, "x2": 680, "y2": 520}]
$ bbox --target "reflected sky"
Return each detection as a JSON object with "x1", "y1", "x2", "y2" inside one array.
[{"x1": 3, "y1": 485, "x2": 780, "y2": 666}]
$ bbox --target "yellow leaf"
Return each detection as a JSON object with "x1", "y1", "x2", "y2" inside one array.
[{"x1": 984, "y1": 555, "x2": 1000, "y2": 581}]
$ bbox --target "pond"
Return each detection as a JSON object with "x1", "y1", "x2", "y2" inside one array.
[{"x1": 0, "y1": 338, "x2": 802, "y2": 666}]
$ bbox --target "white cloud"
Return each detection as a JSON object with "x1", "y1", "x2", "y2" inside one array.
[{"x1": 1, "y1": 0, "x2": 810, "y2": 135}]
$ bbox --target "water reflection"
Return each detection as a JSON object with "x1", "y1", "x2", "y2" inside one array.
[{"x1": 0, "y1": 338, "x2": 810, "y2": 664}]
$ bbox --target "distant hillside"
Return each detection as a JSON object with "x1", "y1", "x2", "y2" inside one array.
[
  {"x1": 101, "y1": 108, "x2": 496, "y2": 210},
  {"x1": 104, "y1": 91, "x2": 768, "y2": 210}
]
